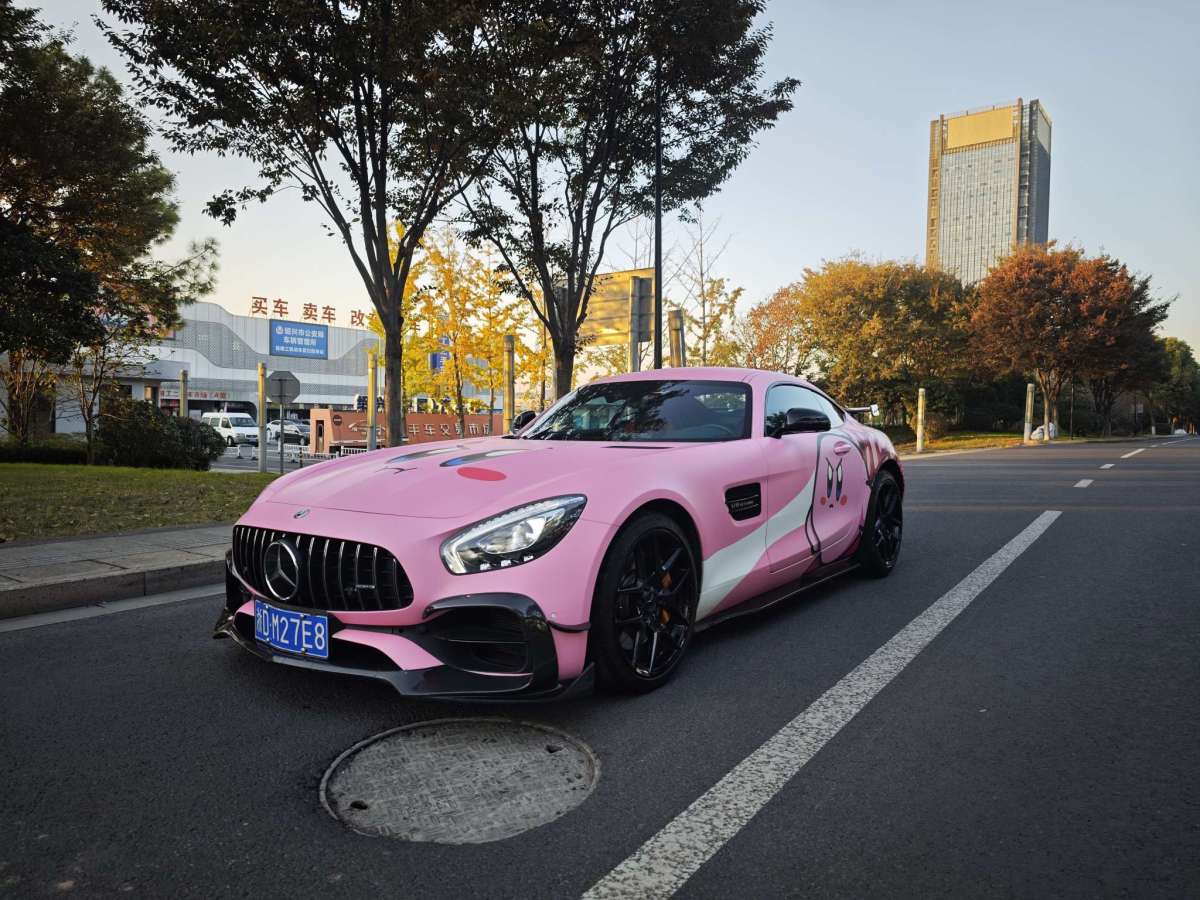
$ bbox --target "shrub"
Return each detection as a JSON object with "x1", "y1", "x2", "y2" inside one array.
[
  {"x1": 881, "y1": 424, "x2": 916, "y2": 445},
  {"x1": 98, "y1": 399, "x2": 226, "y2": 470},
  {"x1": 0, "y1": 435, "x2": 89, "y2": 465}
]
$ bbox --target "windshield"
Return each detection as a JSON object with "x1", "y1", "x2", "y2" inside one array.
[
  {"x1": 228, "y1": 415, "x2": 256, "y2": 427},
  {"x1": 521, "y1": 380, "x2": 751, "y2": 443}
]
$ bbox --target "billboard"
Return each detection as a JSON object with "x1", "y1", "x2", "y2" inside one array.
[
  {"x1": 946, "y1": 106, "x2": 1015, "y2": 150},
  {"x1": 577, "y1": 268, "x2": 655, "y2": 347},
  {"x1": 270, "y1": 320, "x2": 328, "y2": 359}
]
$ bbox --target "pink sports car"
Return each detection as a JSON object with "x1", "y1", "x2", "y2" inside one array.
[{"x1": 214, "y1": 368, "x2": 903, "y2": 698}]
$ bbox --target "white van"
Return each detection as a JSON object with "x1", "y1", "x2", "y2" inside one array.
[{"x1": 201, "y1": 412, "x2": 259, "y2": 446}]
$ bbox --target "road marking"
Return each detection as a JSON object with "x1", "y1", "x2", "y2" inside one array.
[
  {"x1": 584, "y1": 510, "x2": 1062, "y2": 900},
  {"x1": 1121, "y1": 448, "x2": 1145, "y2": 459},
  {"x1": 1074, "y1": 479, "x2": 1093, "y2": 488},
  {"x1": 1100, "y1": 464, "x2": 1114, "y2": 469},
  {"x1": 0, "y1": 583, "x2": 222, "y2": 634}
]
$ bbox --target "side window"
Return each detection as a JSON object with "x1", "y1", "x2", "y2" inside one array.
[
  {"x1": 812, "y1": 392, "x2": 844, "y2": 427},
  {"x1": 765, "y1": 384, "x2": 831, "y2": 435},
  {"x1": 220, "y1": 417, "x2": 231, "y2": 429}
]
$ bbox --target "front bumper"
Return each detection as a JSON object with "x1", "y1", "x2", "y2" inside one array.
[{"x1": 213, "y1": 556, "x2": 593, "y2": 701}]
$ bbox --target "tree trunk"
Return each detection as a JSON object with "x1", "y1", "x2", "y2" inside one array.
[
  {"x1": 382, "y1": 314, "x2": 406, "y2": 446},
  {"x1": 553, "y1": 342, "x2": 575, "y2": 399},
  {"x1": 455, "y1": 366, "x2": 466, "y2": 441}
]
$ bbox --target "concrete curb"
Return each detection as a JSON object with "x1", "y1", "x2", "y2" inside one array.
[{"x1": 0, "y1": 558, "x2": 225, "y2": 620}]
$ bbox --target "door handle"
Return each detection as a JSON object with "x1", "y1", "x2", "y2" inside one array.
[{"x1": 833, "y1": 442, "x2": 852, "y2": 456}]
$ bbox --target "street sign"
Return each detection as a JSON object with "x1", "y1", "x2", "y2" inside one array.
[
  {"x1": 268, "y1": 370, "x2": 301, "y2": 405},
  {"x1": 578, "y1": 268, "x2": 655, "y2": 347}
]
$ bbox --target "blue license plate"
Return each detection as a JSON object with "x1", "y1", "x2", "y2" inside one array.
[{"x1": 254, "y1": 600, "x2": 329, "y2": 659}]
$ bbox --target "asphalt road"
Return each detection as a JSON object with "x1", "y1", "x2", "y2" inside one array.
[
  {"x1": 210, "y1": 443, "x2": 304, "y2": 473},
  {"x1": 2, "y1": 438, "x2": 1198, "y2": 898}
]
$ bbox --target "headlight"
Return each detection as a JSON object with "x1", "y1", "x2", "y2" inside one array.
[{"x1": 440, "y1": 495, "x2": 587, "y2": 575}]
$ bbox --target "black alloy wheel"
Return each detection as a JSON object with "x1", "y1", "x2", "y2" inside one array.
[
  {"x1": 591, "y1": 513, "x2": 699, "y2": 693},
  {"x1": 857, "y1": 469, "x2": 902, "y2": 577}
]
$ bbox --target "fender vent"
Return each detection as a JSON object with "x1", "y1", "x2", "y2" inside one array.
[{"x1": 725, "y1": 483, "x2": 761, "y2": 521}]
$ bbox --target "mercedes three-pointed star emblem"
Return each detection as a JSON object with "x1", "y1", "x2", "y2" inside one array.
[{"x1": 263, "y1": 539, "x2": 302, "y2": 602}]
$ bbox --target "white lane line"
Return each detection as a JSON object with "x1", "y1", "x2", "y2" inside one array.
[
  {"x1": 1074, "y1": 479, "x2": 1093, "y2": 488},
  {"x1": 0, "y1": 583, "x2": 222, "y2": 634},
  {"x1": 1121, "y1": 448, "x2": 1145, "y2": 459},
  {"x1": 584, "y1": 510, "x2": 1062, "y2": 900},
  {"x1": 1100, "y1": 464, "x2": 1114, "y2": 469}
]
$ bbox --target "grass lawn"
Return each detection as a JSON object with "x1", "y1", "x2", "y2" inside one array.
[
  {"x1": 893, "y1": 431, "x2": 1025, "y2": 454},
  {"x1": 0, "y1": 463, "x2": 277, "y2": 542}
]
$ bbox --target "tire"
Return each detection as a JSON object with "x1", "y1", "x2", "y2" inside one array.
[
  {"x1": 856, "y1": 469, "x2": 903, "y2": 577},
  {"x1": 590, "y1": 512, "x2": 699, "y2": 694},
  {"x1": 226, "y1": 436, "x2": 236, "y2": 448}
]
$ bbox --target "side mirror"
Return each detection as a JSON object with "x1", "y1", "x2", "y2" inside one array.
[
  {"x1": 773, "y1": 407, "x2": 830, "y2": 438},
  {"x1": 510, "y1": 410, "x2": 537, "y2": 433}
]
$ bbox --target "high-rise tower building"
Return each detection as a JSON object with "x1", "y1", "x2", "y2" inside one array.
[{"x1": 925, "y1": 98, "x2": 1051, "y2": 284}]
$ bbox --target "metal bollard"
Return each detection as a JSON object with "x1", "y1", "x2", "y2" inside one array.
[{"x1": 915, "y1": 388, "x2": 927, "y2": 454}]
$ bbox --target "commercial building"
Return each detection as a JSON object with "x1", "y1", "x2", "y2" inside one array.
[
  {"x1": 146, "y1": 300, "x2": 377, "y2": 419},
  {"x1": 926, "y1": 98, "x2": 1052, "y2": 285}
]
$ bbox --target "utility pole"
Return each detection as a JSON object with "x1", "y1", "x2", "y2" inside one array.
[
  {"x1": 653, "y1": 53, "x2": 663, "y2": 370},
  {"x1": 178, "y1": 370, "x2": 188, "y2": 419}
]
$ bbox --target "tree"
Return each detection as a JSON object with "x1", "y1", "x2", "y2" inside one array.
[
  {"x1": 735, "y1": 285, "x2": 812, "y2": 376},
  {"x1": 62, "y1": 241, "x2": 219, "y2": 463},
  {"x1": 463, "y1": 0, "x2": 798, "y2": 398},
  {"x1": 674, "y1": 205, "x2": 742, "y2": 366},
  {"x1": 102, "y1": 0, "x2": 543, "y2": 446},
  {"x1": 754, "y1": 258, "x2": 973, "y2": 417},
  {"x1": 974, "y1": 245, "x2": 1083, "y2": 441},
  {"x1": 1152, "y1": 337, "x2": 1200, "y2": 433},
  {"x1": 1073, "y1": 259, "x2": 1171, "y2": 435},
  {"x1": 0, "y1": 218, "x2": 100, "y2": 361},
  {"x1": 975, "y1": 245, "x2": 1172, "y2": 441},
  {"x1": 470, "y1": 248, "x2": 525, "y2": 417},
  {"x1": 2, "y1": 4, "x2": 199, "y2": 443},
  {"x1": 418, "y1": 229, "x2": 483, "y2": 438}
]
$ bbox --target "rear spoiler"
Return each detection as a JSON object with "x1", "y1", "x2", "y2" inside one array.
[{"x1": 845, "y1": 404, "x2": 880, "y2": 417}]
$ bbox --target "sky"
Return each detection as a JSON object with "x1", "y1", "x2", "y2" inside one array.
[{"x1": 48, "y1": 0, "x2": 1200, "y2": 349}]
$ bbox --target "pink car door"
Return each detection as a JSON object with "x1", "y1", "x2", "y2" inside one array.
[
  {"x1": 761, "y1": 384, "x2": 824, "y2": 576},
  {"x1": 805, "y1": 420, "x2": 870, "y2": 565},
  {"x1": 762, "y1": 384, "x2": 870, "y2": 575}
]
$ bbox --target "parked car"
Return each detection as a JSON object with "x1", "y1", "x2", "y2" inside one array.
[
  {"x1": 266, "y1": 419, "x2": 308, "y2": 445},
  {"x1": 201, "y1": 412, "x2": 259, "y2": 447},
  {"x1": 215, "y1": 368, "x2": 903, "y2": 700}
]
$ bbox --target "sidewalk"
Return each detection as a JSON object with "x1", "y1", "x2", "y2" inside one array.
[{"x1": 0, "y1": 525, "x2": 230, "y2": 619}]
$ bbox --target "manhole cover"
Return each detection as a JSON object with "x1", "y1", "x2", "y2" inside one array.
[{"x1": 320, "y1": 718, "x2": 599, "y2": 843}]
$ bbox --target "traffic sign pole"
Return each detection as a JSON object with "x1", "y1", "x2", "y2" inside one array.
[{"x1": 266, "y1": 370, "x2": 302, "y2": 474}]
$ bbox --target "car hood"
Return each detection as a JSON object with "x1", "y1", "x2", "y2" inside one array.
[{"x1": 259, "y1": 437, "x2": 679, "y2": 520}]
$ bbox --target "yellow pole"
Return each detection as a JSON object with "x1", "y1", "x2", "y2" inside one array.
[
  {"x1": 257, "y1": 363, "x2": 267, "y2": 472},
  {"x1": 503, "y1": 334, "x2": 516, "y2": 434},
  {"x1": 367, "y1": 348, "x2": 378, "y2": 451}
]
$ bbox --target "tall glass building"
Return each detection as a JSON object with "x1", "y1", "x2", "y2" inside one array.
[{"x1": 925, "y1": 98, "x2": 1051, "y2": 285}]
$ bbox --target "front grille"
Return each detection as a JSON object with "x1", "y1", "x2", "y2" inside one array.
[{"x1": 232, "y1": 525, "x2": 414, "y2": 612}]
